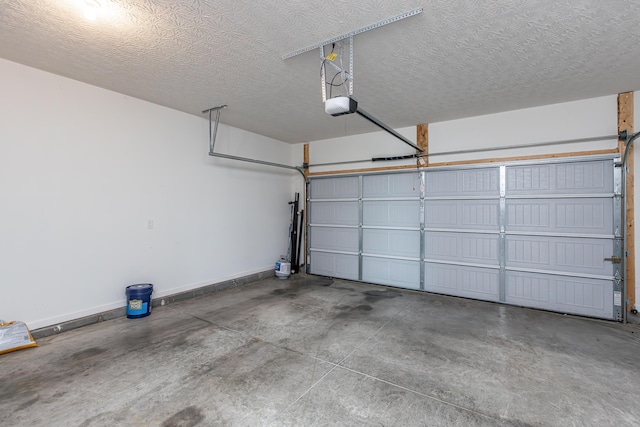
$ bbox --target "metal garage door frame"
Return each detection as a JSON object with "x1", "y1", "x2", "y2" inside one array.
[{"x1": 307, "y1": 154, "x2": 623, "y2": 320}]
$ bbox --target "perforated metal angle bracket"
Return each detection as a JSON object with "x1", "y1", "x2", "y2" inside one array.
[{"x1": 283, "y1": 8, "x2": 423, "y2": 59}]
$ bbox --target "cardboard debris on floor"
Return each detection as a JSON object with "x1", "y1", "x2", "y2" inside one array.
[{"x1": 0, "y1": 320, "x2": 38, "y2": 355}]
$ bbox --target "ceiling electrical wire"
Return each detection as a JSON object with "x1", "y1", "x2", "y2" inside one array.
[
  {"x1": 321, "y1": 42, "x2": 351, "y2": 99},
  {"x1": 328, "y1": 71, "x2": 348, "y2": 99},
  {"x1": 320, "y1": 43, "x2": 335, "y2": 77}
]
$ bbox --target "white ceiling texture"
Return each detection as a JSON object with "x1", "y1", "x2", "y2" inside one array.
[{"x1": 1, "y1": 1, "x2": 640, "y2": 144}]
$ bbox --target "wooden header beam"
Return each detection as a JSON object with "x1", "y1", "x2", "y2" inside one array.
[{"x1": 308, "y1": 148, "x2": 618, "y2": 176}]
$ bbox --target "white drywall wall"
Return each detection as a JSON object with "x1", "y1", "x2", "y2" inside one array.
[
  {"x1": 305, "y1": 96, "x2": 618, "y2": 174},
  {"x1": 429, "y1": 96, "x2": 618, "y2": 163},
  {"x1": 305, "y1": 127, "x2": 418, "y2": 174},
  {"x1": 0, "y1": 58, "x2": 295, "y2": 329}
]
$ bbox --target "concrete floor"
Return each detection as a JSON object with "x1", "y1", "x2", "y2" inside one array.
[{"x1": 2, "y1": 274, "x2": 640, "y2": 426}]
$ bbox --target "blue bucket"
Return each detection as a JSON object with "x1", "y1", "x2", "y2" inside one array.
[{"x1": 126, "y1": 283, "x2": 153, "y2": 319}]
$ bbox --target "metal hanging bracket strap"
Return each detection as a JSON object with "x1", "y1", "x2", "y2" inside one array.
[
  {"x1": 282, "y1": 8, "x2": 423, "y2": 59},
  {"x1": 202, "y1": 105, "x2": 306, "y2": 178},
  {"x1": 202, "y1": 105, "x2": 227, "y2": 153}
]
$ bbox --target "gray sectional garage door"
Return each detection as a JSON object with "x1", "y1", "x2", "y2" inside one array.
[{"x1": 308, "y1": 156, "x2": 623, "y2": 320}]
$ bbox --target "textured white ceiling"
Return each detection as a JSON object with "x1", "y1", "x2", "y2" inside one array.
[{"x1": 1, "y1": 0, "x2": 640, "y2": 143}]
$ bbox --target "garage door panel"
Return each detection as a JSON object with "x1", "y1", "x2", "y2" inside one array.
[
  {"x1": 310, "y1": 201, "x2": 359, "y2": 226},
  {"x1": 363, "y1": 173, "x2": 420, "y2": 198},
  {"x1": 309, "y1": 252, "x2": 359, "y2": 280},
  {"x1": 424, "y1": 263, "x2": 500, "y2": 301},
  {"x1": 506, "y1": 198, "x2": 612, "y2": 235},
  {"x1": 363, "y1": 229, "x2": 420, "y2": 258},
  {"x1": 506, "y1": 160, "x2": 612, "y2": 195},
  {"x1": 506, "y1": 236, "x2": 613, "y2": 276},
  {"x1": 425, "y1": 168, "x2": 499, "y2": 196},
  {"x1": 362, "y1": 257, "x2": 420, "y2": 290},
  {"x1": 425, "y1": 200, "x2": 500, "y2": 230},
  {"x1": 424, "y1": 232, "x2": 499, "y2": 265},
  {"x1": 507, "y1": 164, "x2": 551, "y2": 193},
  {"x1": 363, "y1": 200, "x2": 420, "y2": 227},
  {"x1": 310, "y1": 227, "x2": 359, "y2": 253},
  {"x1": 308, "y1": 158, "x2": 618, "y2": 321},
  {"x1": 554, "y1": 161, "x2": 611, "y2": 192},
  {"x1": 310, "y1": 176, "x2": 359, "y2": 199},
  {"x1": 506, "y1": 271, "x2": 613, "y2": 319}
]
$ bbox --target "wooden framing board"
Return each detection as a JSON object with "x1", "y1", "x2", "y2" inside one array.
[
  {"x1": 428, "y1": 148, "x2": 619, "y2": 168},
  {"x1": 618, "y1": 92, "x2": 635, "y2": 311},
  {"x1": 308, "y1": 148, "x2": 619, "y2": 177},
  {"x1": 618, "y1": 93, "x2": 633, "y2": 152},
  {"x1": 417, "y1": 124, "x2": 428, "y2": 167}
]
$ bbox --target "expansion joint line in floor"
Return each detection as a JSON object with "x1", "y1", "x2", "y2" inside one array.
[
  {"x1": 276, "y1": 304, "x2": 408, "y2": 419},
  {"x1": 333, "y1": 364, "x2": 504, "y2": 423}
]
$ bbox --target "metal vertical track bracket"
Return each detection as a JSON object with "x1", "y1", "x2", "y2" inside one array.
[
  {"x1": 203, "y1": 105, "x2": 227, "y2": 154},
  {"x1": 419, "y1": 171, "x2": 426, "y2": 290},
  {"x1": 613, "y1": 161, "x2": 624, "y2": 321},
  {"x1": 358, "y1": 175, "x2": 364, "y2": 282},
  {"x1": 499, "y1": 165, "x2": 507, "y2": 303}
]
